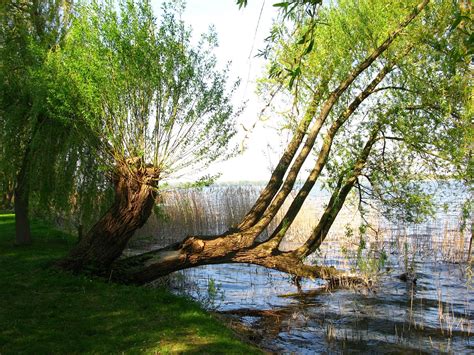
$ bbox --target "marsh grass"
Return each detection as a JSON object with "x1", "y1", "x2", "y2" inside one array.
[
  {"x1": 0, "y1": 214, "x2": 261, "y2": 354},
  {"x1": 133, "y1": 184, "x2": 471, "y2": 273}
]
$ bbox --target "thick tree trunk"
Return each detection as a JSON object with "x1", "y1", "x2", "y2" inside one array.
[
  {"x1": 110, "y1": 233, "x2": 364, "y2": 286},
  {"x1": 57, "y1": 164, "x2": 159, "y2": 272},
  {"x1": 14, "y1": 148, "x2": 32, "y2": 246}
]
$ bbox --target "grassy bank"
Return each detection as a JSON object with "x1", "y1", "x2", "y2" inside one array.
[{"x1": 0, "y1": 214, "x2": 260, "y2": 354}]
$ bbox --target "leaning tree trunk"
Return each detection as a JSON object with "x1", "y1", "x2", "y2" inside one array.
[
  {"x1": 57, "y1": 163, "x2": 159, "y2": 273},
  {"x1": 110, "y1": 233, "x2": 348, "y2": 285}
]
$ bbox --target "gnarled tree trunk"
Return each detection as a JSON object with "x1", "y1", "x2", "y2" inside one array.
[{"x1": 57, "y1": 162, "x2": 159, "y2": 272}]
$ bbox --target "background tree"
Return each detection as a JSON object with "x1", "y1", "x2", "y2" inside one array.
[
  {"x1": 0, "y1": 0, "x2": 74, "y2": 244},
  {"x1": 51, "y1": 0, "x2": 238, "y2": 271}
]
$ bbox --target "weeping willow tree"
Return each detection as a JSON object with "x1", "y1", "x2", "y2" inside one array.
[
  {"x1": 97, "y1": 0, "x2": 469, "y2": 285},
  {"x1": 8, "y1": 0, "x2": 466, "y2": 285},
  {"x1": 0, "y1": 0, "x2": 78, "y2": 245},
  {"x1": 51, "y1": 0, "x2": 238, "y2": 271}
]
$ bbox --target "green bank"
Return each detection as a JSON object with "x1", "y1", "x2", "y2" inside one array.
[{"x1": 0, "y1": 214, "x2": 260, "y2": 354}]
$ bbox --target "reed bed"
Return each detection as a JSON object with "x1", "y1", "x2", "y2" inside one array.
[{"x1": 131, "y1": 184, "x2": 472, "y2": 268}]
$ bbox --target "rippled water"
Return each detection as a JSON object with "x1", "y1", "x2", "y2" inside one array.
[
  {"x1": 132, "y1": 181, "x2": 473, "y2": 353},
  {"x1": 172, "y1": 260, "x2": 472, "y2": 353}
]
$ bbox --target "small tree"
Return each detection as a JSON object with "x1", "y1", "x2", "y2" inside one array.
[{"x1": 52, "y1": 0, "x2": 237, "y2": 271}]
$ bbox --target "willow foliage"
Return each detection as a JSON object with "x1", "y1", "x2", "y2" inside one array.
[
  {"x1": 50, "y1": 0, "x2": 237, "y2": 181},
  {"x1": 259, "y1": 0, "x2": 472, "y2": 223},
  {"x1": 0, "y1": 0, "x2": 100, "y2": 224},
  {"x1": 1, "y1": 0, "x2": 239, "y2": 231}
]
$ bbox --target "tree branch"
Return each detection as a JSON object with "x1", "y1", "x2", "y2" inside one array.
[
  {"x1": 237, "y1": 0, "x2": 430, "y2": 232},
  {"x1": 258, "y1": 61, "x2": 396, "y2": 251},
  {"x1": 295, "y1": 124, "x2": 381, "y2": 257}
]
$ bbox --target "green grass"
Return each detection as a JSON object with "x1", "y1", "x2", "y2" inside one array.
[{"x1": 0, "y1": 214, "x2": 261, "y2": 354}]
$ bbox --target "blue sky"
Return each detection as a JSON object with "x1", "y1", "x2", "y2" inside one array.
[{"x1": 153, "y1": 0, "x2": 283, "y2": 182}]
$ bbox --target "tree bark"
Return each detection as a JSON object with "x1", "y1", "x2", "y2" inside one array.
[
  {"x1": 110, "y1": 234, "x2": 362, "y2": 286},
  {"x1": 14, "y1": 145, "x2": 32, "y2": 246},
  {"x1": 57, "y1": 163, "x2": 159, "y2": 272}
]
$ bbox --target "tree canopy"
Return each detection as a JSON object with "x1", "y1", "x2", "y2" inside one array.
[
  {"x1": 258, "y1": 0, "x2": 472, "y2": 224},
  {"x1": 50, "y1": 0, "x2": 237, "y2": 181}
]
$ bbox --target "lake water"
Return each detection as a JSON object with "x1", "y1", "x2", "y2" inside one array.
[{"x1": 131, "y1": 181, "x2": 473, "y2": 353}]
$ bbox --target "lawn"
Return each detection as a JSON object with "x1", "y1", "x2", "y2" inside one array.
[{"x1": 0, "y1": 214, "x2": 261, "y2": 354}]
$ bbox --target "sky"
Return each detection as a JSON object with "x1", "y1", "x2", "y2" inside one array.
[{"x1": 153, "y1": 0, "x2": 285, "y2": 182}]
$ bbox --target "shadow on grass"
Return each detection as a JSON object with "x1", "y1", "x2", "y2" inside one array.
[{"x1": 0, "y1": 214, "x2": 260, "y2": 354}]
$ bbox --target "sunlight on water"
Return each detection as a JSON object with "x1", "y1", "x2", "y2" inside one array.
[{"x1": 130, "y1": 181, "x2": 473, "y2": 353}]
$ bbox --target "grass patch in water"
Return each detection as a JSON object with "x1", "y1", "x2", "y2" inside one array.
[{"x1": 0, "y1": 214, "x2": 261, "y2": 354}]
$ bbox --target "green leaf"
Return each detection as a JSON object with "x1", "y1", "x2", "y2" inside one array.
[
  {"x1": 273, "y1": 2, "x2": 289, "y2": 9},
  {"x1": 236, "y1": 0, "x2": 248, "y2": 9},
  {"x1": 287, "y1": 66, "x2": 301, "y2": 89},
  {"x1": 297, "y1": 33, "x2": 307, "y2": 45},
  {"x1": 450, "y1": 13, "x2": 462, "y2": 31},
  {"x1": 303, "y1": 38, "x2": 314, "y2": 55}
]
